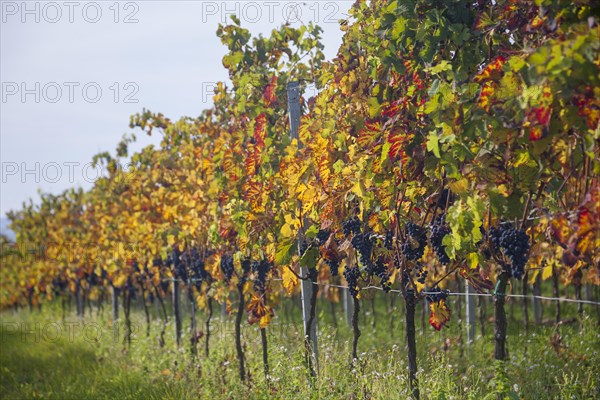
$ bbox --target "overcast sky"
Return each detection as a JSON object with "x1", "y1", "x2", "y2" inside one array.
[{"x1": 0, "y1": 1, "x2": 353, "y2": 217}]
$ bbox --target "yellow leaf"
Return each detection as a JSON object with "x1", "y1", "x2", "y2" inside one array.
[
  {"x1": 166, "y1": 234, "x2": 176, "y2": 246},
  {"x1": 448, "y1": 178, "x2": 469, "y2": 195},
  {"x1": 280, "y1": 223, "x2": 294, "y2": 239},
  {"x1": 196, "y1": 295, "x2": 206, "y2": 310},
  {"x1": 282, "y1": 267, "x2": 298, "y2": 295},
  {"x1": 541, "y1": 263, "x2": 554, "y2": 281},
  {"x1": 113, "y1": 274, "x2": 127, "y2": 289},
  {"x1": 467, "y1": 252, "x2": 479, "y2": 269},
  {"x1": 259, "y1": 313, "x2": 272, "y2": 329}
]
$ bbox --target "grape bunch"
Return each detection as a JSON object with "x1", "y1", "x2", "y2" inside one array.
[
  {"x1": 415, "y1": 264, "x2": 428, "y2": 284},
  {"x1": 371, "y1": 259, "x2": 391, "y2": 292},
  {"x1": 52, "y1": 277, "x2": 67, "y2": 295},
  {"x1": 168, "y1": 247, "x2": 187, "y2": 280},
  {"x1": 425, "y1": 286, "x2": 449, "y2": 303},
  {"x1": 489, "y1": 224, "x2": 530, "y2": 279},
  {"x1": 126, "y1": 277, "x2": 136, "y2": 299},
  {"x1": 342, "y1": 217, "x2": 362, "y2": 237},
  {"x1": 316, "y1": 229, "x2": 331, "y2": 245},
  {"x1": 182, "y1": 248, "x2": 212, "y2": 286},
  {"x1": 393, "y1": 254, "x2": 401, "y2": 269},
  {"x1": 220, "y1": 254, "x2": 234, "y2": 283},
  {"x1": 344, "y1": 266, "x2": 361, "y2": 297},
  {"x1": 401, "y1": 222, "x2": 426, "y2": 261},
  {"x1": 87, "y1": 271, "x2": 99, "y2": 286},
  {"x1": 241, "y1": 258, "x2": 251, "y2": 275},
  {"x1": 384, "y1": 230, "x2": 393, "y2": 250},
  {"x1": 298, "y1": 238, "x2": 309, "y2": 257},
  {"x1": 325, "y1": 258, "x2": 340, "y2": 277},
  {"x1": 438, "y1": 188, "x2": 450, "y2": 208},
  {"x1": 152, "y1": 258, "x2": 163, "y2": 267},
  {"x1": 351, "y1": 232, "x2": 374, "y2": 267},
  {"x1": 252, "y1": 259, "x2": 272, "y2": 294},
  {"x1": 429, "y1": 216, "x2": 451, "y2": 264}
]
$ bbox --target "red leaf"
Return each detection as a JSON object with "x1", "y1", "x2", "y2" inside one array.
[
  {"x1": 357, "y1": 120, "x2": 383, "y2": 150},
  {"x1": 254, "y1": 113, "x2": 267, "y2": 148},
  {"x1": 475, "y1": 56, "x2": 506, "y2": 83},
  {"x1": 529, "y1": 126, "x2": 544, "y2": 141},
  {"x1": 387, "y1": 128, "x2": 413, "y2": 162},
  {"x1": 263, "y1": 76, "x2": 277, "y2": 107}
]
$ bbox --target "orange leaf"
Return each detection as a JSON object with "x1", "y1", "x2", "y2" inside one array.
[
  {"x1": 429, "y1": 299, "x2": 451, "y2": 331},
  {"x1": 474, "y1": 56, "x2": 506, "y2": 83},
  {"x1": 478, "y1": 82, "x2": 496, "y2": 112}
]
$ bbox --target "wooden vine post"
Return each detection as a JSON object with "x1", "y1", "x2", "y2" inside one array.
[
  {"x1": 75, "y1": 279, "x2": 83, "y2": 318},
  {"x1": 493, "y1": 271, "x2": 510, "y2": 360},
  {"x1": 404, "y1": 289, "x2": 419, "y2": 400},
  {"x1": 172, "y1": 279, "x2": 182, "y2": 347},
  {"x1": 112, "y1": 285, "x2": 119, "y2": 341},
  {"x1": 344, "y1": 287, "x2": 353, "y2": 327},
  {"x1": 288, "y1": 81, "x2": 318, "y2": 373},
  {"x1": 465, "y1": 281, "x2": 476, "y2": 344}
]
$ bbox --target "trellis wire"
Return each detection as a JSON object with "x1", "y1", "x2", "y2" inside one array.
[
  {"x1": 146, "y1": 277, "x2": 600, "y2": 305},
  {"x1": 267, "y1": 278, "x2": 600, "y2": 306}
]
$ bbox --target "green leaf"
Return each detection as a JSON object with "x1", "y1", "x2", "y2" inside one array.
[
  {"x1": 426, "y1": 133, "x2": 441, "y2": 158},
  {"x1": 275, "y1": 240, "x2": 295, "y2": 266},
  {"x1": 305, "y1": 225, "x2": 319, "y2": 239},
  {"x1": 428, "y1": 60, "x2": 452, "y2": 75},
  {"x1": 300, "y1": 246, "x2": 320, "y2": 269}
]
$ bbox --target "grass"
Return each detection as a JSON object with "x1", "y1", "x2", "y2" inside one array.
[{"x1": 1, "y1": 290, "x2": 598, "y2": 399}]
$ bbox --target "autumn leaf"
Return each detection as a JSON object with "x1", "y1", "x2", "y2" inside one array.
[
  {"x1": 387, "y1": 128, "x2": 413, "y2": 162},
  {"x1": 474, "y1": 56, "x2": 506, "y2": 83},
  {"x1": 282, "y1": 266, "x2": 299, "y2": 294},
  {"x1": 429, "y1": 299, "x2": 451, "y2": 331},
  {"x1": 263, "y1": 76, "x2": 277, "y2": 107},
  {"x1": 244, "y1": 144, "x2": 260, "y2": 176},
  {"x1": 246, "y1": 294, "x2": 274, "y2": 328},
  {"x1": 357, "y1": 120, "x2": 383, "y2": 150},
  {"x1": 459, "y1": 267, "x2": 494, "y2": 293},
  {"x1": 478, "y1": 82, "x2": 496, "y2": 112},
  {"x1": 254, "y1": 113, "x2": 267, "y2": 148}
]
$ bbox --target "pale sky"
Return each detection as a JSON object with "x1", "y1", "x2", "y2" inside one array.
[{"x1": 0, "y1": 1, "x2": 353, "y2": 217}]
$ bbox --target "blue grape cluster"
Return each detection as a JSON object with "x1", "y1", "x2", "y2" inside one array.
[
  {"x1": 384, "y1": 230, "x2": 393, "y2": 250},
  {"x1": 181, "y1": 248, "x2": 213, "y2": 286},
  {"x1": 342, "y1": 217, "x2": 362, "y2": 237},
  {"x1": 489, "y1": 224, "x2": 530, "y2": 279},
  {"x1": 326, "y1": 258, "x2": 340, "y2": 277},
  {"x1": 52, "y1": 276, "x2": 68, "y2": 294},
  {"x1": 425, "y1": 287, "x2": 449, "y2": 303},
  {"x1": 252, "y1": 259, "x2": 272, "y2": 294},
  {"x1": 415, "y1": 264, "x2": 428, "y2": 284},
  {"x1": 401, "y1": 222, "x2": 426, "y2": 261},
  {"x1": 168, "y1": 247, "x2": 187, "y2": 280},
  {"x1": 371, "y1": 259, "x2": 391, "y2": 292},
  {"x1": 220, "y1": 254, "x2": 234, "y2": 283},
  {"x1": 429, "y1": 216, "x2": 451, "y2": 264},
  {"x1": 351, "y1": 232, "x2": 374, "y2": 267},
  {"x1": 316, "y1": 229, "x2": 331, "y2": 245},
  {"x1": 344, "y1": 266, "x2": 361, "y2": 297},
  {"x1": 298, "y1": 238, "x2": 309, "y2": 257}
]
